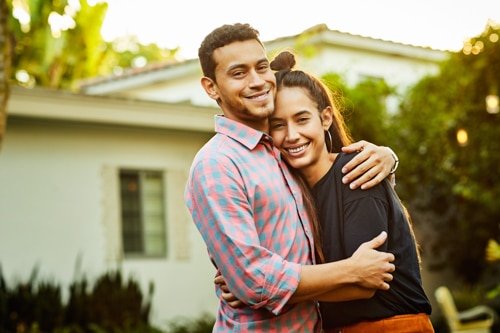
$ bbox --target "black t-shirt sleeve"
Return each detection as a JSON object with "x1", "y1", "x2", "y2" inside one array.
[
  {"x1": 336, "y1": 152, "x2": 391, "y2": 256},
  {"x1": 343, "y1": 195, "x2": 389, "y2": 256}
]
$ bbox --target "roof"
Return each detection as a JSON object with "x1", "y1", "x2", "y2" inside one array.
[
  {"x1": 79, "y1": 24, "x2": 450, "y2": 96},
  {"x1": 8, "y1": 85, "x2": 219, "y2": 133}
]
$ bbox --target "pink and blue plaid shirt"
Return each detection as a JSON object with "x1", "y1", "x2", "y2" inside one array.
[{"x1": 185, "y1": 115, "x2": 321, "y2": 332}]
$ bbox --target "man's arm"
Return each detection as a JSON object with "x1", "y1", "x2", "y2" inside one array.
[
  {"x1": 288, "y1": 231, "x2": 394, "y2": 303},
  {"x1": 341, "y1": 141, "x2": 398, "y2": 190},
  {"x1": 218, "y1": 280, "x2": 375, "y2": 307},
  {"x1": 216, "y1": 232, "x2": 393, "y2": 306}
]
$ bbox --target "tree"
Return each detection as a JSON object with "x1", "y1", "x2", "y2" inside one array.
[
  {"x1": 8, "y1": 0, "x2": 110, "y2": 89},
  {"x1": 0, "y1": 0, "x2": 11, "y2": 150},
  {"x1": 8, "y1": 0, "x2": 178, "y2": 90},
  {"x1": 392, "y1": 21, "x2": 500, "y2": 284},
  {"x1": 323, "y1": 73, "x2": 395, "y2": 146}
]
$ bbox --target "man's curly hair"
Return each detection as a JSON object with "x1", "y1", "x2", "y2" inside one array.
[{"x1": 198, "y1": 23, "x2": 263, "y2": 82}]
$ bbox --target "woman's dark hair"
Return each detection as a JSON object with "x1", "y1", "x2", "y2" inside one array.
[
  {"x1": 198, "y1": 23, "x2": 263, "y2": 82},
  {"x1": 270, "y1": 51, "x2": 355, "y2": 264}
]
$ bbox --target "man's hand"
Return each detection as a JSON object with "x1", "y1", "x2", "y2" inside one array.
[
  {"x1": 214, "y1": 275, "x2": 245, "y2": 308},
  {"x1": 341, "y1": 140, "x2": 396, "y2": 190},
  {"x1": 349, "y1": 231, "x2": 395, "y2": 291}
]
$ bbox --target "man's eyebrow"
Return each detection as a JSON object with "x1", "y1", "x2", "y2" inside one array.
[
  {"x1": 227, "y1": 63, "x2": 248, "y2": 72},
  {"x1": 257, "y1": 57, "x2": 269, "y2": 65},
  {"x1": 227, "y1": 57, "x2": 269, "y2": 72}
]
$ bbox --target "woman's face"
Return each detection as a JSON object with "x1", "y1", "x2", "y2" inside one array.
[{"x1": 270, "y1": 86, "x2": 333, "y2": 181}]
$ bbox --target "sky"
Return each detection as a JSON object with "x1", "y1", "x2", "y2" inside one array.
[{"x1": 100, "y1": 0, "x2": 500, "y2": 60}]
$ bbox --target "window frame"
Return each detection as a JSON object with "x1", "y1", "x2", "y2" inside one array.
[{"x1": 119, "y1": 168, "x2": 167, "y2": 259}]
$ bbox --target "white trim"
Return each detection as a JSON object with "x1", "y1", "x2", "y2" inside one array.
[{"x1": 7, "y1": 86, "x2": 218, "y2": 132}]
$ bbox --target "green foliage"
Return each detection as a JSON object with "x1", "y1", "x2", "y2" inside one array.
[
  {"x1": 0, "y1": 266, "x2": 8, "y2": 331},
  {"x1": 322, "y1": 72, "x2": 396, "y2": 146},
  {"x1": 1, "y1": 266, "x2": 158, "y2": 333},
  {"x1": 1, "y1": 265, "x2": 216, "y2": 333},
  {"x1": 320, "y1": 21, "x2": 500, "y2": 287},
  {"x1": 8, "y1": 0, "x2": 108, "y2": 89},
  {"x1": 164, "y1": 314, "x2": 215, "y2": 333},
  {"x1": 85, "y1": 271, "x2": 153, "y2": 332},
  {"x1": 391, "y1": 21, "x2": 500, "y2": 284},
  {"x1": 7, "y1": 0, "x2": 178, "y2": 90},
  {"x1": 3, "y1": 266, "x2": 64, "y2": 332}
]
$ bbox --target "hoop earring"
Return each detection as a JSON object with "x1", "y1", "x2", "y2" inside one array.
[{"x1": 325, "y1": 130, "x2": 333, "y2": 153}]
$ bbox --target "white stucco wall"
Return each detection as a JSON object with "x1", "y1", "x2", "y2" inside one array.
[{"x1": 0, "y1": 116, "x2": 218, "y2": 329}]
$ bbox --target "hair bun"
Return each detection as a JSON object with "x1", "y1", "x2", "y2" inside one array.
[{"x1": 270, "y1": 51, "x2": 296, "y2": 71}]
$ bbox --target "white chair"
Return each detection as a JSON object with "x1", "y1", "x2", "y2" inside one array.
[{"x1": 435, "y1": 286, "x2": 496, "y2": 333}]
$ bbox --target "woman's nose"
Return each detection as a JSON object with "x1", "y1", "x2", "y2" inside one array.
[{"x1": 286, "y1": 125, "x2": 300, "y2": 141}]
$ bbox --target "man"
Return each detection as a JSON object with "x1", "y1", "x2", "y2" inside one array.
[{"x1": 185, "y1": 23, "x2": 396, "y2": 332}]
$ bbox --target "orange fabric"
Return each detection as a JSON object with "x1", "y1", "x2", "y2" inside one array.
[{"x1": 323, "y1": 313, "x2": 434, "y2": 333}]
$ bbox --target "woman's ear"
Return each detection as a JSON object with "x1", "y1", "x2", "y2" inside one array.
[
  {"x1": 201, "y1": 77, "x2": 219, "y2": 101},
  {"x1": 321, "y1": 106, "x2": 333, "y2": 130}
]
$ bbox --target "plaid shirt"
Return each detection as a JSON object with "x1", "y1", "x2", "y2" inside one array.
[{"x1": 185, "y1": 115, "x2": 321, "y2": 332}]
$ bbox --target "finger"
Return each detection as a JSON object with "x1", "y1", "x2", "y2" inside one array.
[
  {"x1": 388, "y1": 260, "x2": 396, "y2": 269},
  {"x1": 219, "y1": 285, "x2": 230, "y2": 292},
  {"x1": 379, "y1": 282, "x2": 391, "y2": 291},
  {"x1": 228, "y1": 300, "x2": 244, "y2": 308},
  {"x1": 214, "y1": 276, "x2": 224, "y2": 285},
  {"x1": 341, "y1": 151, "x2": 370, "y2": 175},
  {"x1": 341, "y1": 140, "x2": 367, "y2": 154},
  {"x1": 362, "y1": 231, "x2": 388, "y2": 249},
  {"x1": 358, "y1": 172, "x2": 386, "y2": 190},
  {"x1": 221, "y1": 292, "x2": 236, "y2": 301},
  {"x1": 347, "y1": 166, "x2": 378, "y2": 189}
]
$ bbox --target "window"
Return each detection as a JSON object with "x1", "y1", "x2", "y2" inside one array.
[{"x1": 119, "y1": 169, "x2": 166, "y2": 257}]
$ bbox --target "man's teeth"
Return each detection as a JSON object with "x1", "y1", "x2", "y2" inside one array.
[{"x1": 250, "y1": 92, "x2": 267, "y2": 101}]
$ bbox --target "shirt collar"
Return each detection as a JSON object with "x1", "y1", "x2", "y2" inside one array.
[{"x1": 214, "y1": 115, "x2": 273, "y2": 150}]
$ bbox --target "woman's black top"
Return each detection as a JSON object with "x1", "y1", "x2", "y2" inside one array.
[{"x1": 312, "y1": 152, "x2": 432, "y2": 328}]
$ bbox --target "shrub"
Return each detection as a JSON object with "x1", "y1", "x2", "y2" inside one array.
[{"x1": 0, "y1": 266, "x2": 156, "y2": 333}]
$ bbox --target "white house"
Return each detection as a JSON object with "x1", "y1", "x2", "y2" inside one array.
[
  {"x1": 0, "y1": 25, "x2": 450, "y2": 329},
  {"x1": 80, "y1": 24, "x2": 448, "y2": 111}
]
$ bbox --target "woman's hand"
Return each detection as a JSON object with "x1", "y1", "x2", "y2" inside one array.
[{"x1": 214, "y1": 275, "x2": 245, "y2": 308}]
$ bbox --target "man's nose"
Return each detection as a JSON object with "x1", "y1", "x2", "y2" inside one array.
[{"x1": 248, "y1": 69, "x2": 265, "y2": 87}]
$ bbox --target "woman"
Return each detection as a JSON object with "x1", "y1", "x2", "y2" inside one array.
[{"x1": 267, "y1": 50, "x2": 433, "y2": 332}]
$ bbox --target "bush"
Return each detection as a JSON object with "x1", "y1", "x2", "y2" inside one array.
[
  {"x1": 3, "y1": 266, "x2": 64, "y2": 332},
  {"x1": 164, "y1": 314, "x2": 215, "y2": 333},
  {"x1": 0, "y1": 266, "x2": 157, "y2": 333}
]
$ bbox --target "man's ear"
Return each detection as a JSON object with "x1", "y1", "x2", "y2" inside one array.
[
  {"x1": 201, "y1": 77, "x2": 219, "y2": 101},
  {"x1": 321, "y1": 106, "x2": 333, "y2": 130}
]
